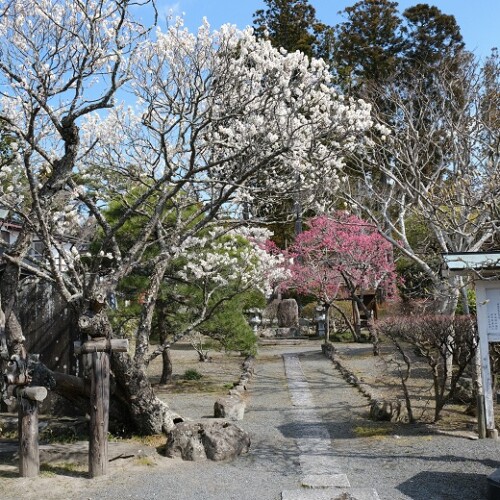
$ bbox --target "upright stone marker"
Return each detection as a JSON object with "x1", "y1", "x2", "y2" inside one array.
[{"x1": 277, "y1": 299, "x2": 299, "y2": 327}]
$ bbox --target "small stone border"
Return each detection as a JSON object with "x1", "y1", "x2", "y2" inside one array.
[
  {"x1": 213, "y1": 355, "x2": 255, "y2": 421},
  {"x1": 321, "y1": 343, "x2": 403, "y2": 422}
]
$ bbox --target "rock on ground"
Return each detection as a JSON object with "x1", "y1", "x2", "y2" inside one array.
[{"x1": 164, "y1": 420, "x2": 251, "y2": 461}]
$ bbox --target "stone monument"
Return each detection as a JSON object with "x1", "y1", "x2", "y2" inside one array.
[{"x1": 276, "y1": 298, "x2": 299, "y2": 337}]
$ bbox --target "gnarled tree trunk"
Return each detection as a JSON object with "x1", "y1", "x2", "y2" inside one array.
[{"x1": 111, "y1": 351, "x2": 182, "y2": 434}]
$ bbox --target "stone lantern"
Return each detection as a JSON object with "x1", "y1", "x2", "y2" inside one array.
[
  {"x1": 246, "y1": 308, "x2": 262, "y2": 334},
  {"x1": 315, "y1": 305, "x2": 326, "y2": 337}
]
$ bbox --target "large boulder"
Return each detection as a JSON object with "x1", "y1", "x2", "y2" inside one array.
[
  {"x1": 369, "y1": 398, "x2": 401, "y2": 422},
  {"x1": 165, "y1": 420, "x2": 251, "y2": 461},
  {"x1": 454, "y1": 377, "x2": 474, "y2": 404}
]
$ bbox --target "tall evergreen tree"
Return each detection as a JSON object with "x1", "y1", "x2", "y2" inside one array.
[
  {"x1": 333, "y1": 1, "x2": 465, "y2": 95},
  {"x1": 399, "y1": 5, "x2": 467, "y2": 178},
  {"x1": 401, "y1": 3, "x2": 464, "y2": 72},
  {"x1": 333, "y1": 0, "x2": 404, "y2": 93},
  {"x1": 253, "y1": 0, "x2": 333, "y2": 61}
]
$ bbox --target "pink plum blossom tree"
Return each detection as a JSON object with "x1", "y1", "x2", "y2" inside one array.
[{"x1": 280, "y1": 212, "x2": 397, "y2": 353}]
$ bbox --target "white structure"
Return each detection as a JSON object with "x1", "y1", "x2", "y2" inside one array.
[{"x1": 443, "y1": 251, "x2": 500, "y2": 438}]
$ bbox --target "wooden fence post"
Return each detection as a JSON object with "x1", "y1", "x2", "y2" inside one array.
[
  {"x1": 17, "y1": 386, "x2": 48, "y2": 477},
  {"x1": 74, "y1": 338, "x2": 128, "y2": 477},
  {"x1": 19, "y1": 396, "x2": 39, "y2": 477},
  {"x1": 89, "y1": 351, "x2": 110, "y2": 477}
]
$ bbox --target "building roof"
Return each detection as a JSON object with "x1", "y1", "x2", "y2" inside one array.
[{"x1": 442, "y1": 252, "x2": 500, "y2": 276}]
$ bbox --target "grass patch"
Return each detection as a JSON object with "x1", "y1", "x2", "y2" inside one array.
[
  {"x1": 39, "y1": 469, "x2": 57, "y2": 478},
  {"x1": 108, "y1": 433, "x2": 165, "y2": 450},
  {"x1": 353, "y1": 425, "x2": 392, "y2": 438},
  {"x1": 40, "y1": 428, "x2": 82, "y2": 444},
  {"x1": 135, "y1": 456, "x2": 156, "y2": 467},
  {"x1": 140, "y1": 434, "x2": 165, "y2": 448},
  {"x1": 331, "y1": 331, "x2": 355, "y2": 343},
  {"x1": 40, "y1": 462, "x2": 87, "y2": 477}
]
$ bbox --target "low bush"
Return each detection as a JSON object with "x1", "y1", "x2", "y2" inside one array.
[
  {"x1": 182, "y1": 369, "x2": 203, "y2": 381},
  {"x1": 377, "y1": 315, "x2": 477, "y2": 422}
]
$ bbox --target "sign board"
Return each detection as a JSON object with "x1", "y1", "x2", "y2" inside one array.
[
  {"x1": 476, "y1": 281, "x2": 500, "y2": 432},
  {"x1": 442, "y1": 253, "x2": 500, "y2": 437},
  {"x1": 477, "y1": 284, "x2": 500, "y2": 342},
  {"x1": 484, "y1": 288, "x2": 500, "y2": 341}
]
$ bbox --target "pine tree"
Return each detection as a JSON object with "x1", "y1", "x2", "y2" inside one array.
[{"x1": 401, "y1": 3, "x2": 464, "y2": 72}]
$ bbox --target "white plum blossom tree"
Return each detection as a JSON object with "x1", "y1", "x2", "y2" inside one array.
[
  {"x1": 145, "y1": 226, "x2": 289, "y2": 369},
  {"x1": 0, "y1": 2, "x2": 373, "y2": 434}
]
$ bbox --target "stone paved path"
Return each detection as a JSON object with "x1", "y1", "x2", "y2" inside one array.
[{"x1": 281, "y1": 353, "x2": 379, "y2": 500}]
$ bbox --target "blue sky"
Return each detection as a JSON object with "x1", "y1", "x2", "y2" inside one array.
[{"x1": 156, "y1": 0, "x2": 498, "y2": 59}]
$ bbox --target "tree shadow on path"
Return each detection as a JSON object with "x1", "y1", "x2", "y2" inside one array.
[{"x1": 397, "y1": 470, "x2": 490, "y2": 500}]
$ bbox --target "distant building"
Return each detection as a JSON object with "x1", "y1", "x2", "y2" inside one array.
[{"x1": 0, "y1": 208, "x2": 78, "y2": 272}]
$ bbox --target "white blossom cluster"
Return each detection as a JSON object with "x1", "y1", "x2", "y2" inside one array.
[
  {"x1": 0, "y1": 0, "x2": 140, "y2": 98},
  {"x1": 0, "y1": 3, "x2": 375, "y2": 305},
  {"x1": 0, "y1": 0, "x2": 145, "y2": 214},
  {"x1": 177, "y1": 227, "x2": 288, "y2": 297},
  {"x1": 78, "y1": 18, "x2": 373, "y2": 213}
]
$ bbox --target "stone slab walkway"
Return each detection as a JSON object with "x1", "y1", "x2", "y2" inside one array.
[{"x1": 281, "y1": 353, "x2": 379, "y2": 500}]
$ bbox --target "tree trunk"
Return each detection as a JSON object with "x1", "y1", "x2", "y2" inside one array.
[
  {"x1": 157, "y1": 301, "x2": 173, "y2": 385},
  {"x1": 352, "y1": 300, "x2": 362, "y2": 340},
  {"x1": 324, "y1": 303, "x2": 331, "y2": 344},
  {"x1": 434, "y1": 278, "x2": 460, "y2": 387},
  {"x1": 111, "y1": 351, "x2": 182, "y2": 434},
  {"x1": 331, "y1": 302, "x2": 358, "y2": 342},
  {"x1": 433, "y1": 278, "x2": 460, "y2": 315},
  {"x1": 51, "y1": 351, "x2": 182, "y2": 435},
  {"x1": 159, "y1": 347, "x2": 173, "y2": 385},
  {"x1": 367, "y1": 313, "x2": 379, "y2": 356},
  {"x1": 354, "y1": 296, "x2": 379, "y2": 356},
  {"x1": 1, "y1": 265, "x2": 28, "y2": 357},
  {"x1": 72, "y1": 306, "x2": 183, "y2": 436}
]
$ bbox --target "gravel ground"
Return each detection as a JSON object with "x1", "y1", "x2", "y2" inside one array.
[
  {"x1": 298, "y1": 349, "x2": 500, "y2": 499},
  {"x1": 2, "y1": 340, "x2": 500, "y2": 500}
]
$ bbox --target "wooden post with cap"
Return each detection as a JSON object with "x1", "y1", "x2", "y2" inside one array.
[
  {"x1": 18, "y1": 386, "x2": 48, "y2": 477},
  {"x1": 4, "y1": 355, "x2": 48, "y2": 477},
  {"x1": 74, "y1": 337, "x2": 128, "y2": 477}
]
